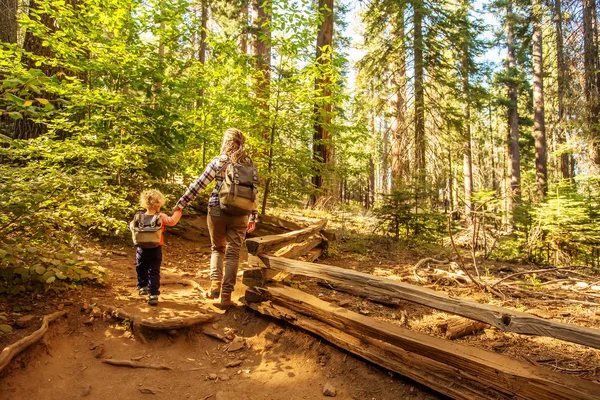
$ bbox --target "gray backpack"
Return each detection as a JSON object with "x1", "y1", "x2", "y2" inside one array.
[
  {"x1": 131, "y1": 211, "x2": 162, "y2": 248},
  {"x1": 218, "y1": 159, "x2": 259, "y2": 216}
]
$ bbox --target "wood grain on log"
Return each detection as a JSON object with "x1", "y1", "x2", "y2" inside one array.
[
  {"x1": 246, "y1": 219, "x2": 327, "y2": 255},
  {"x1": 259, "y1": 255, "x2": 600, "y2": 350},
  {"x1": 0, "y1": 311, "x2": 67, "y2": 373},
  {"x1": 274, "y1": 234, "x2": 323, "y2": 259},
  {"x1": 252, "y1": 285, "x2": 600, "y2": 400},
  {"x1": 316, "y1": 280, "x2": 401, "y2": 307}
]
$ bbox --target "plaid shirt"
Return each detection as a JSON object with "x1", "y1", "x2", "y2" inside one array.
[{"x1": 175, "y1": 155, "x2": 258, "y2": 222}]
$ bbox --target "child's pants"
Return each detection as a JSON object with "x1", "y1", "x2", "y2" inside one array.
[
  {"x1": 136, "y1": 247, "x2": 162, "y2": 295},
  {"x1": 207, "y1": 206, "x2": 248, "y2": 294}
]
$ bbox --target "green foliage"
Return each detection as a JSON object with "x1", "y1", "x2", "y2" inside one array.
[
  {"x1": 528, "y1": 181, "x2": 600, "y2": 265},
  {"x1": 0, "y1": 243, "x2": 106, "y2": 294},
  {"x1": 372, "y1": 189, "x2": 446, "y2": 241}
]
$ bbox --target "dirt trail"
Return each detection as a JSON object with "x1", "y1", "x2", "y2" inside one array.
[{"x1": 0, "y1": 216, "x2": 440, "y2": 400}]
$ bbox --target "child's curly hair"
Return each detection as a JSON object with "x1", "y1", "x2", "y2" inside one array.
[{"x1": 140, "y1": 189, "x2": 166, "y2": 210}]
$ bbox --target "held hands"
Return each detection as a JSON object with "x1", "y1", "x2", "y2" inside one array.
[{"x1": 247, "y1": 221, "x2": 256, "y2": 233}]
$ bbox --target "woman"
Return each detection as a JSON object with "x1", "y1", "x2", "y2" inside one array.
[{"x1": 174, "y1": 128, "x2": 258, "y2": 309}]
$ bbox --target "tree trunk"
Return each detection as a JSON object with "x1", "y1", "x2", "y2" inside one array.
[
  {"x1": 240, "y1": 0, "x2": 248, "y2": 54},
  {"x1": 382, "y1": 119, "x2": 389, "y2": 194},
  {"x1": 197, "y1": 0, "x2": 208, "y2": 100},
  {"x1": 506, "y1": 1, "x2": 521, "y2": 225},
  {"x1": 12, "y1": 0, "x2": 60, "y2": 139},
  {"x1": 413, "y1": 0, "x2": 425, "y2": 190},
  {"x1": 554, "y1": 0, "x2": 570, "y2": 180},
  {"x1": 462, "y1": 36, "x2": 473, "y2": 217},
  {"x1": 0, "y1": 0, "x2": 18, "y2": 43},
  {"x1": 583, "y1": 0, "x2": 600, "y2": 164},
  {"x1": 390, "y1": 6, "x2": 407, "y2": 190},
  {"x1": 310, "y1": 0, "x2": 334, "y2": 207},
  {"x1": 252, "y1": 0, "x2": 271, "y2": 140},
  {"x1": 368, "y1": 156, "x2": 375, "y2": 209},
  {"x1": 532, "y1": 0, "x2": 547, "y2": 199}
]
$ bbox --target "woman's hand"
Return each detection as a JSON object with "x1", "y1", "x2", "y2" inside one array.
[{"x1": 247, "y1": 221, "x2": 256, "y2": 233}]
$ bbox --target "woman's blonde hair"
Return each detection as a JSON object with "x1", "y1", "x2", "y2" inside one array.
[
  {"x1": 140, "y1": 189, "x2": 166, "y2": 211},
  {"x1": 220, "y1": 128, "x2": 249, "y2": 164}
]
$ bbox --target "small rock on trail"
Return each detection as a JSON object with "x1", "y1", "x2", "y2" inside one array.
[
  {"x1": 15, "y1": 315, "x2": 37, "y2": 329},
  {"x1": 323, "y1": 382, "x2": 337, "y2": 397}
]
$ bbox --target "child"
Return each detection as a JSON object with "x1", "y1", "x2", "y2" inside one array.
[{"x1": 130, "y1": 189, "x2": 182, "y2": 306}]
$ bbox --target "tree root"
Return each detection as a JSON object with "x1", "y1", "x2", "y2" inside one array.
[
  {"x1": 100, "y1": 304, "x2": 214, "y2": 343},
  {"x1": 101, "y1": 359, "x2": 172, "y2": 370},
  {"x1": 0, "y1": 310, "x2": 67, "y2": 373}
]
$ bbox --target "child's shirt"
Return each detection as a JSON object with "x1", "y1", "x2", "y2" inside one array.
[{"x1": 130, "y1": 210, "x2": 182, "y2": 246}]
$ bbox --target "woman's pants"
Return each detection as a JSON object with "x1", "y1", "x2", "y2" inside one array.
[{"x1": 207, "y1": 206, "x2": 248, "y2": 294}]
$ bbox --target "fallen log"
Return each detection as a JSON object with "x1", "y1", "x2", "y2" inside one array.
[
  {"x1": 0, "y1": 311, "x2": 67, "y2": 373},
  {"x1": 244, "y1": 267, "x2": 292, "y2": 285},
  {"x1": 438, "y1": 316, "x2": 487, "y2": 340},
  {"x1": 316, "y1": 280, "x2": 402, "y2": 307},
  {"x1": 274, "y1": 234, "x2": 323, "y2": 259},
  {"x1": 246, "y1": 219, "x2": 327, "y2": 255},
  {"x1": 259, "y1": 255, "x2": 600, "y2": 350},
  {"x1": 252, "y1": 285, "x2": 600, "y2": 400}
]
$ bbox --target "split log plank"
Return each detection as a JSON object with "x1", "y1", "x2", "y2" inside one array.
[
  {"x1": 274, "y1": 234, "x2": 323, "y2": 259},
  {"x1": 316, "y1": 279, "x2": 402, "y2": 307},
  {"x1": 246, "y1": 219, "x2": 327, "y2": 255},
  {"x1": 255, "y1": 285, "x2": 600, "y2": 400},
  {"x1": 0, "y1": 311, "x2": 67, "y2": 373},
  {"x1": 259, "y1": 255, "x2": 600, "y2": 350}
]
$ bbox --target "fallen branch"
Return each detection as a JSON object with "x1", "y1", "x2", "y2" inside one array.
[
  {"x1": 101, "y1": 359, "x2": 172, "y2": 370},
  {"x1": 447, "y1": 216, "x2": 484, "y2": 292},
  {"x1": 492, "y1": 267, "x2": 588, "y2": 288},
  {"x1": 412, "y1": 258, "x2": 449, "y2": 283},
  {"x1": 0, "y1": 311, "x2": 67, "y2": 373}
]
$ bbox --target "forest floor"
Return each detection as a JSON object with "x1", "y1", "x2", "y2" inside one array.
[{"x1": 1, "y1": 209, "x2": 600, "y2": 400}]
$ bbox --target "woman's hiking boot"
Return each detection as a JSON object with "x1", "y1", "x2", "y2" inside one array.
[
  {"x1": 148, "y1": 294, "x2": 159, "y2": 306},
  {"x1": 206, "y1": 281, "x2": 221, "y2": 299},
  {"x1": 215, "y1": 292, "x2": 234, "y2": 310}
]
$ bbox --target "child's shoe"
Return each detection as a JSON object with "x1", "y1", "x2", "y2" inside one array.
[
  {"x1": 138, "y1": 287, "x2": 149, "y2": 296},
  {"x1": 214, "y1": 292, "x2": 234, "y2": 310},
  {"x1": 148, "y1": 294, "x2": 159, "y2": 306},
  {"x1": 206, "y1": 281, "x2": 221, "y2": 299}
]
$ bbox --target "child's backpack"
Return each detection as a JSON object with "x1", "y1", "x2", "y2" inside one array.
[
  {"x1": 131, "y1": 211, "x2": 162, "y2": 248},
  {"x1": 218, "y1": 160, "x2": 259, "y2": 216}
]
